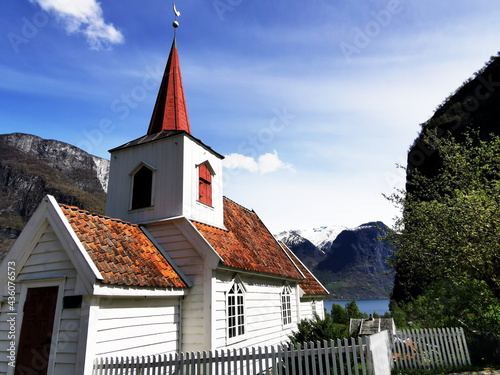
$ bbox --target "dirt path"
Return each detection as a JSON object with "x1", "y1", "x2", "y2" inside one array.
[{"x1": 448, "y1": 369, "x2": 500, "y2": 375}]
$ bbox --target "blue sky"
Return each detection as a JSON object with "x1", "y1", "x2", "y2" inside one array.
[{"x1": 2, "y1": 1, "x2": 500, "y2": 233}]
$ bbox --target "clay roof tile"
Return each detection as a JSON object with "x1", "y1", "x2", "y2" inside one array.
[
  {"x1": 192, "y1": 197, "x2": 303, "y2": 280},
  {"x1": 59, "y1": 204, "x2": 187, "y2": 289}
]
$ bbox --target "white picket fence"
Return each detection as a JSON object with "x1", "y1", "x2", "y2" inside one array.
[
  {"x1": 92, "y1": 334, "x2": 389, "y2": 375},
  {"x1": 92, "y1": 328, "x2": 471, "y2": 375},
  {"x1": 392, "y1": 327, "x2": 471, "y2": 371}
]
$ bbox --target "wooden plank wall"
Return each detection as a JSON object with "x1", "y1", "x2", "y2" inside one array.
[
  {"x1": 0, "y1": 225, "x2": 80, "y2": 374},
  {"x1": 146, "y1": 221, "x2": 209, "y2": 352},
  {"x1": 94, "y1": 298, "x2": 180, "y2": 358},
  {"x1": 214, "y1": 271, "x2": 299, "y2": 350}
]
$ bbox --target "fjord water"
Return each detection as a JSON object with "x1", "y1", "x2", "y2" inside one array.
[{"x1": 324, "y1": 299, "x2": 390, "y2": 316}]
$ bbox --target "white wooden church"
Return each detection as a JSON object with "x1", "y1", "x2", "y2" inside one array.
[{"x1": 0, "y1": 32, "x2": 327, "y2": 375}]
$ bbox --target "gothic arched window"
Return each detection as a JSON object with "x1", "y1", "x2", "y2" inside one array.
[{"x1": 131, "y1": 164, "x2": 154, "y2": 210}]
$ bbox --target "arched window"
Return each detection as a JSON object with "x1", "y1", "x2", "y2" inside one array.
[
  {"x1": 198, "y1": 163, "x2": 212, "y2": 206},
  {"x1": 131, "y1": 165, "x2": 153, "y2": 210},
  {"x1": 227, "y1": 281, "x2": 245, "y2": 339},
  {"x1": 281, "y1": 284, "x2": 292, "y2": 325}
]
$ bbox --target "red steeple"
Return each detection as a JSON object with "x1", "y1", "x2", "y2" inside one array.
[{"x1": 147, "y1": 38, "x2": 191, "y2": 135}]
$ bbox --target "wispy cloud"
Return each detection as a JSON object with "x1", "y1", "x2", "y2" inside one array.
[
  {"x1": 30, "y1": 0, "x2": 124, "y2": 50},
  {"x1": 223, "y1": 150, "x2": 294, "y2": 175}
]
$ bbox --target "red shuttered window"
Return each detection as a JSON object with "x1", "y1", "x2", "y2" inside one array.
[{"x1": 198, "y1": 164, "x2": 212, "y2": 206}]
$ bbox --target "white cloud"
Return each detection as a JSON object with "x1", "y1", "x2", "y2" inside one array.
[
  {"x1": 223, "y1": 150, "x2": 294, "y2": 175},
  {"x1": 30, "y1": 0, "x2": 124, "y2": 50}
]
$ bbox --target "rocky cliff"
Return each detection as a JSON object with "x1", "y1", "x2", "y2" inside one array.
[
  {"x1": 314, "y1": 222, "x2": 394, "y2": 300},
  {"x1": 0, "y1": 133, "x2": 109, "y2": 260},
  {"x1": 279, "y1": 222, "x2": 394, "y2": 300}
]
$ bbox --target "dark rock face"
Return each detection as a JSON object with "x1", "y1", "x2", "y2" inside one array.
[
  {"x1": 313, "y1": 222, "x2": 394, "y2": 300},
  {"x1": 278, "y1": 231, "x2": 326, "y2": 270},
  {"x1": 0, "y1": 133, "x2": 109, "y2": 261},
  {"x1": 1, "y1": 133, "x2": 109, "y2": 192},
  {"x1": 315, "y1": 222, "x2": 392, "y2": 274},
  {"x1": 281, "y1": 222, "x2": 394, "y2": 300}
]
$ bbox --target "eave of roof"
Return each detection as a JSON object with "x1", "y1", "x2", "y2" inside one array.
[
  {"x1": 60, "y1": 204, "x2": 187, "y2": 289},
  {"x1": 191, "y1": 197, "x2": 303, "y2": 280},
  {"x1": 108, "y1": 130, "x2": 224, "y2": 159},
  {"x1": 280, "y1": 243, "x2": 329, "y2": 296}
]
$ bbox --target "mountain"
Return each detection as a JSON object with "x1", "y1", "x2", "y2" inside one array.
[
  {"x1": 314, "y1": 222, "x2": 394, "y2": 300},
  {"x1": 276, "y1": 225, "x2": 347, "y2": 269},
  {"x1": 276, "y1": 230, "x2": 326, "y2": 269},
  {"x1": 278, "y1": 222, "x2": 394, "y2": 300},
  {"x1": 0, "y1": 133, "x2": 109, "y2": 261},
  {"x1": 299, "y1": 225, "x2": 347, "y2": 251}
]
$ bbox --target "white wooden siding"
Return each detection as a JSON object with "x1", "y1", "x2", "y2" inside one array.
[
  {"x1": 93, "y1": 298, "x2": 180, "y2": 358},
  {"x1": 145, "y1": 221, "x2": 211, "y2": 352},
  {"x1": 0, "y1": 224, "x2": 81, "y2": 375},
  {"x1": 214, "y1": 270, "x2": 299, "y2": 350},
  {"x1": 182, "y1": 137, "x2": 224, "y2": 228},
  {"x1": 106, "y1": 136, "x2": 184, "y2": 223},
  {"x1": 106, "y1": 135, "x2": 224, "y2": 228},
  {"x1": 299, "y1": 299, "x2": 325, "y2": 320}
]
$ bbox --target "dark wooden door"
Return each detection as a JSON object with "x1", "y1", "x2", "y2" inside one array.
[{"x1": 15, "y1": 286, "x2": 58, "y2": 375}]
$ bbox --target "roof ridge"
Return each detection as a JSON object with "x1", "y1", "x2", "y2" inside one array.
[
  {"x1": 223, "y1": 196, "x2": 255, "y2": 213},
  {"x1": 59, "y1": 204, "x2": 138, "y2": 227}
]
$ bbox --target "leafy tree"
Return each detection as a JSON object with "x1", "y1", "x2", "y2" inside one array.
[
  {"x1": 386, "y1": 131, "x2": 500, "y2": 333},
  {"x1": 388, "y1": 300, "x2": 408, "y2": 329},
  {"x1": 331, "y1": 303, "x2": 348, "y2": 324},
  {"x1": 289, "y1": 314, "x2": 349, "y2": 346},
  {"x1": 345, "y1": 301, "x2": 367, "y2": 320}
]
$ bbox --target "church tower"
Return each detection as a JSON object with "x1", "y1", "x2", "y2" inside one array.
[{"x1": 105, "y1": 35, "x2": 224, "y2": 228}]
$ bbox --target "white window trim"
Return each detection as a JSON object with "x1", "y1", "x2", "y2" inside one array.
[
  {"x1": 226, "y1": 277, "x2": 246, "y2": 345},
  {"x1": 8, "y1": 278, "x2": 66, "y2": 375},
  {"x1": 281, "y1": 283, "x2": 293, "y2": 327},
  {"x1": 129, "y1": 162, "x2": 157, "y2": 211}
]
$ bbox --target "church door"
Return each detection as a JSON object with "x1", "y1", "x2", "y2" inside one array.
[{"x1": 15, "y1": 286, "x2": 59, "y2": 375}]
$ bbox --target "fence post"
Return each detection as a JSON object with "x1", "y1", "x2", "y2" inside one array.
[{"x1": 368, "y1": 330, "x2": 392, "y2": 375}]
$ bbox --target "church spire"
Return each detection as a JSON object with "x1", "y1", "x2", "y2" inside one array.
[{"x1": 147, "y1": 6, "x2": 190, "y2": 135}]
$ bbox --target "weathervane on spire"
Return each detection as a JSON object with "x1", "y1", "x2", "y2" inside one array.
[{"x1": 172, "y1": 3, "x2": 181, "y2": 29}]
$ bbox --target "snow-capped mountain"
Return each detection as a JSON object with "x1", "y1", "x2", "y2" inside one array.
[
  {"x1": 276, "y1": 225, "x2": 346, "y2": 252},
  {"x1": 275, "y1": 225, "x2": 347, "y2": 270},
  {"x1": 276, "y1": 222, "x2": 394, "y2": 300},
  {"x1": 299, "y1": 225, "x2": 347, "y2": 251}
]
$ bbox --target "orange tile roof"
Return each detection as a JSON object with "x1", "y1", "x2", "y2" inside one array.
[
  {"x1": 192, "y1": 197, "x2": 303, "y2": 280},
  {"x1": 281, "y1": 243, "x2": 329, "y2": 296},
  {"x1": 60, "y1": 205, "x2": 187, "y2": 289}
]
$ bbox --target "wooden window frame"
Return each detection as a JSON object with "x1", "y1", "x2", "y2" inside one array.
[
  {"x1": 129, "y1": 163, "x2": 156, "y2": 211},
  {"x1": 281, "y1": 284, "x2": 293, "y2": 326},
  {"x1": 227, "y1": 280, "x2": 246, "y2": 343}
]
